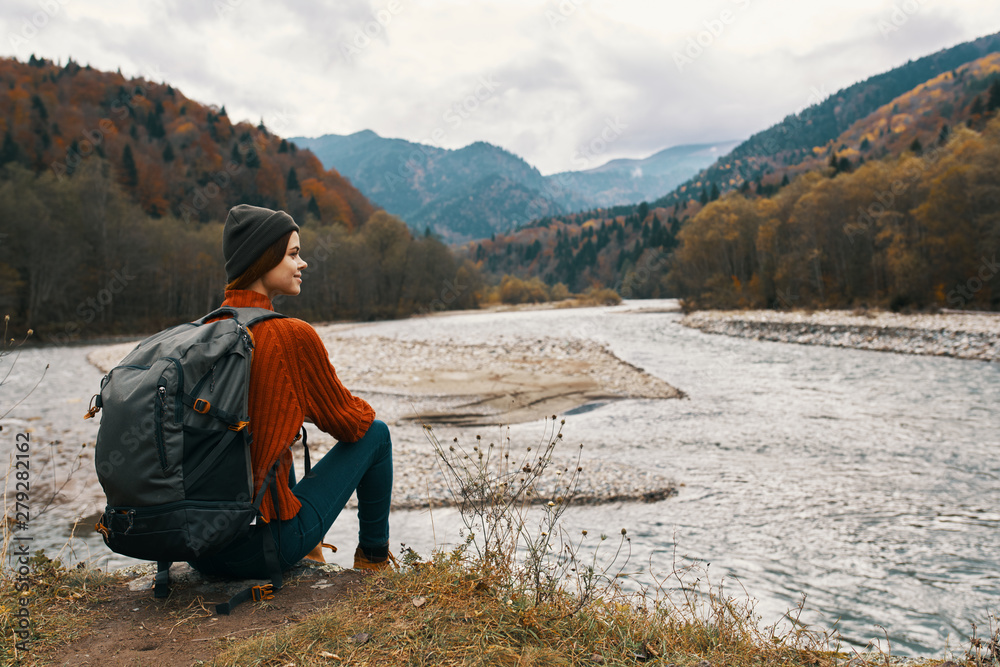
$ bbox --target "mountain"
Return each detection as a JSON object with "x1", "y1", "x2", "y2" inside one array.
[
  {"x1": 653, "y1": 30, "x2": 1000, "y2": 208},
  {"x1": 546, "y1": 140, "x2": 739, "y2": 208},
  {"x1": 291, "y1": 131, "x2": 730, "y2": 243},
  {"x1": 291, "y1": 131, "x2": 586, "y2": 242},
  {"x1": 466, "y1": 35, "x2": 1000, "y2": 306},
  {"x1": 0, "y1": 55, "x2": 375, "y2": 227}
]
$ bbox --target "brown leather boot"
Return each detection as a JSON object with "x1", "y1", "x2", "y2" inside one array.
[
  {"x1": 353, "y1": 546, "x2": 398, "y2": 571},
  {"x1": 303, "y1": 542, "x2": 337, "y2": 563}
]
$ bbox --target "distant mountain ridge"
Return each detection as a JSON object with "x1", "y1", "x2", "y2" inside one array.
[
  {"x1": 653, "y1": 29, "x2": 1000, "y2": 208},
  {"x1": 291, "y1": 131, "x2": 734, "y2": 242},
  {"x1": 547, "y1": 141, "x2": 739, "y2": 209}
]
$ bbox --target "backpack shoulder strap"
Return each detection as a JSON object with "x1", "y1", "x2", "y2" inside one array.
[
  {"x1": 233, "y1": 307, "x2": 286, "y2": 328},
  {"x1": 196, "y1": 306, "x2": 287, "y2": 328}
]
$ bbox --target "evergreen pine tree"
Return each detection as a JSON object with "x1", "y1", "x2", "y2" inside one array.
[
  {"x1": 307, "y1": 196, "x2": 321, "y2": 220},
  {"x1": 909, "y1": 138, "x2": 923, "y2": 154},
  {"x1": 637, "y1": 201, "x2": 649, "y2": 221},
  {"x1": 286, "y1": 167, "x2": 300, "y2": 191},
  {"x1": 146, "y1": 112, "x2": 165, "y2": 138},
  {"x1": 31, "y1": 95, "x2": 48, "y2": 121},
  {"x1": 971, "y1": 96, "x2": 985, "y2": 116},
  {"x1": 121, "y1": 143, "x2": 139, "y2": 187},
  {"x1": 245, "y1": 146, "x2": 261, "y2": 169},
  {"x1": 230, "y1": 143, "x2": 243, "y2": 165},
  {"x1": 709, "y1": 182, "x2": 720, "y2": 201},
  {"x1": 988, "y1": 80, "x2": 1000, "y2": 112},
  {"x1": 938, "y1": 124, "x2": 950, "y2": 145},
  {"x1": 0, "y1": 130, "x2": 19, "y2": 166},
  {"x1": 699, "y1": 187, "x2": 709, "y2": 205},
  {"x1": 66, "y1": 139, "x2": 79, "y2": 175},
  {"x1": 162, "y1": 142, "x2": 175, "y2": 162},
  {"x1": 278, "y1": 139, "x2": 289, "y2": 153}
]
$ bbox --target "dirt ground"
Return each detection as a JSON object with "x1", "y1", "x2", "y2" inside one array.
[{"x1": 29, "y1": 564, "x2": 365, "y2": 667}]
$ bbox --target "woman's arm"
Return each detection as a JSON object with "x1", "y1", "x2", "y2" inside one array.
[{"x1": 289, "y1": 320, "x2": 376, "y2": 442}]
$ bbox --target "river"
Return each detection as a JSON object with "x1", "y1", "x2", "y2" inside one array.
[{"x1": 2, "y1": 300, "x2": 997, "y2": 656}]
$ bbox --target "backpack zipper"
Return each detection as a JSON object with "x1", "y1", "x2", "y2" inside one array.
[{"x1": 154, "y1": 385, "x2": 168, "y2": 472}]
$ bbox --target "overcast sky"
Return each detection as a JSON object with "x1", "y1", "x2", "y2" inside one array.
[{"x1": 2, "y1": 0, "x2": 999, "y2": 174}]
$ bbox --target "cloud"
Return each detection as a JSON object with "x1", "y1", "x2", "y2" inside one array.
[{"x1": 2, "y1": 0, "x2": 999, "y2": 173}]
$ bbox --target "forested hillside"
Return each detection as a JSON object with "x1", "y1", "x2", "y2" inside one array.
[
  {"x1": 0, "y1": 56, "x2": 479, "y2": 339},
  {"x1": 670, "y1": 117, "x2": 1000, "y2": 311},
  {"x1": 654, "y1": 30, "x2": 1000, "y2": 210},
  {"x1": 0, "y1": 55, "x2": 373, "y2": 226},
  {"x1": 470, "y1": 47, "x2": 1000, "y2": 311}
]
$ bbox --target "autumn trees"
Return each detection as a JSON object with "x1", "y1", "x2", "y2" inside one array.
[
  {"x1": 0, "y1": 56, "x2": 491, "y2": 339},
  {"x1": 668, "y1": 119, "x2": 1000, "y2": 311},
  {"x1": 0, "y1": 158, "x2": 484, "y2": 340},
  {"x1": 0, "y1": 56, "x2": 374, "y2": 228}
]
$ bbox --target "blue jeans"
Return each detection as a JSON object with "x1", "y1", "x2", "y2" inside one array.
[{"x1": 189, "y1": 420, "x2": 393, "y2": 579}]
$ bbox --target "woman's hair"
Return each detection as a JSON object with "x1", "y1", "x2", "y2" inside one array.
[{"x1": 225, "y1": 230, "x2": 294, "y2": 291}]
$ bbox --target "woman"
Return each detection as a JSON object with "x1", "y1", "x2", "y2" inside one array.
[{"x1": 189, "y1": 203, "x2": 393, "y2": 578}]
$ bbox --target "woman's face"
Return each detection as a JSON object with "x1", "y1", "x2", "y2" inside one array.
[{"x1": 258, "y1": 231, "x2": 307, "y2": 299}]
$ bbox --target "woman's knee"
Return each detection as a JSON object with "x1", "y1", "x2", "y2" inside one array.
[
  {"x1": 365, "y1": 419, "x2": 392, "y2": 460},
  {"x1": 366, "y1": 419, "x2": 390, "y2": 444}
]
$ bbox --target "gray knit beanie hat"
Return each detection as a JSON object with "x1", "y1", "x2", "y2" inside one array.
[{"x1": 223, "y1": 204, "x2": 300, "y2": 282}]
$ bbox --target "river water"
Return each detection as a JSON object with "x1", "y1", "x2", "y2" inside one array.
[{"x1": 2, "y1": 300, "x2": 997, "y2": 656}]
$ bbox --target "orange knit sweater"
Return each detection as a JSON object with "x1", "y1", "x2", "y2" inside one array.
[{"x1": 215, "y1": 290, "x2": 375, "y2": 521}]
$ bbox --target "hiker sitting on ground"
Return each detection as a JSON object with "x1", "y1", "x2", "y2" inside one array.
[{"x1": 189, "y1": 204, "x2": 394, "y2": 577}]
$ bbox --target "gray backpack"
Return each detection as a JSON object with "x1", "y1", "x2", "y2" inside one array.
[{"x1": 90, "y1": 306, "x2": 291, "y2": 613}]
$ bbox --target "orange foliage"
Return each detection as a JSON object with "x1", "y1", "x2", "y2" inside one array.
[{"x1": 0, "y1": 57, "x2": 377, "y2": 224}]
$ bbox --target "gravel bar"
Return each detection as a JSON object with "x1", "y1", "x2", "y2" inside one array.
[{"x1": 681, "y1": 309, "x2": 999, "y2": 362}]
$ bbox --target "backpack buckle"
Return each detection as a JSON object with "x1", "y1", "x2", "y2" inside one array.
[
  {"x1": 229, "y1": 421, "x2": 250, "y2": 431},
  {"x1": 83, "y1": 394, "x2": 102, "y2": 419},
  {"x1": 193, "y1": 398, "x2": 211, "y2": 414},
  {"x1": 251, "y1": 584, "x2": 274, "y2": 601}
]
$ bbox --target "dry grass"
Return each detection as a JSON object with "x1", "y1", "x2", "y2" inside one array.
[
  {"x1": 210, "y1": 551, "x2": 840, "y2": 667},
  {"x1": 211, "y1": 417, "x2": 840, "y2": 667},
  {"x1": 0, "y1": 550, "x2": 121, "y2": 663}
]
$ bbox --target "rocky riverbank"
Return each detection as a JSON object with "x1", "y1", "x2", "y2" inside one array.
[{"x1": 681, "y1": 309, "x2": 1000, "y2": 362}]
